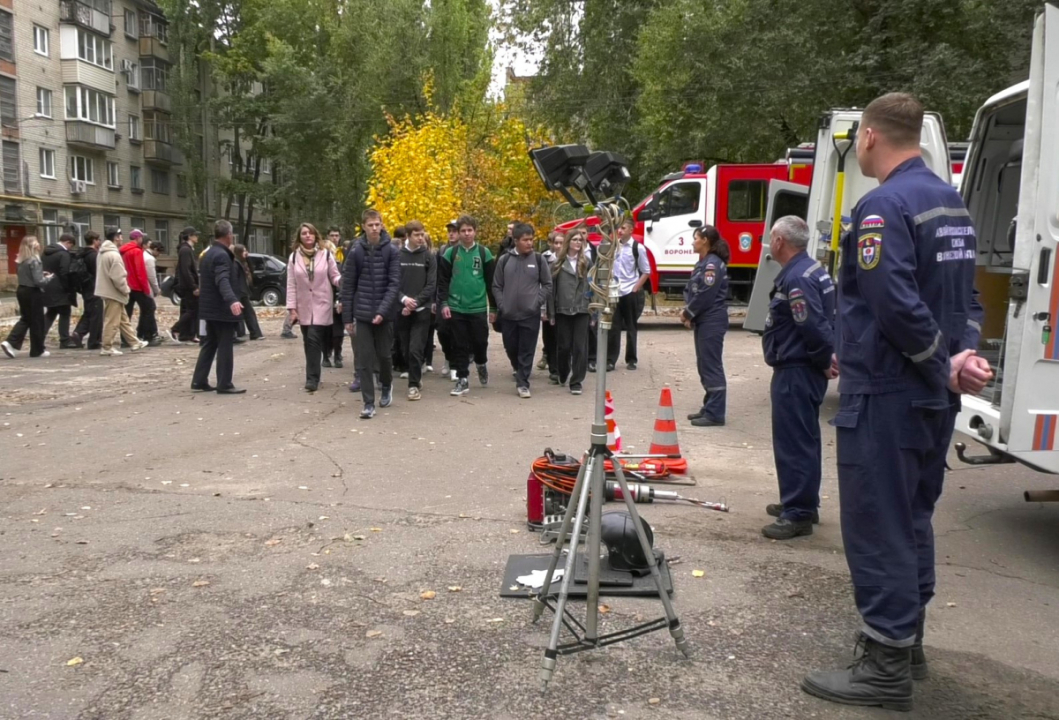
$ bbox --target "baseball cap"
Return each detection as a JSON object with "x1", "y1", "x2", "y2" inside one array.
[
  {"x1": 129, "y1": 229, "x2": 144, "y2": 242},
  {"x1": 181, "y1": 225, "x2": 199, "y2": 238},
  {"x1": 446, "y1": 219, "x2": 458, "y2": 230}
]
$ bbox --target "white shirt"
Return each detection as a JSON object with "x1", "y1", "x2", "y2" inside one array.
[{"x1": 613, "y1": 240, "x2": 650, "y2": 296}]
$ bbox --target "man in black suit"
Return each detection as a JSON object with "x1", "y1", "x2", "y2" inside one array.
[{"x1": 191, "y1": 220, "x2": 245, "y2": 394}]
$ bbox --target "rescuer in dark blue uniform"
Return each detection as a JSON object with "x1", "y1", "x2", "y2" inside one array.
[
  {"x1": 761, "y1": 215, "x2": 836, "y2": 541},
  {"x1": 801, "y1": 93, "x2": 990, "y2": 712},
  {"x1": 681, "y1": 225, "x2": 729, "y2": 426}
]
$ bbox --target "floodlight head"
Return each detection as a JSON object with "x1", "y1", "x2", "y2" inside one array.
[
  {"x1": 584, "y1": 151, "x2": 631, "y2": 201},
  {"x1": 529, "y1": 144, "x2": 591, "y2": 191}
]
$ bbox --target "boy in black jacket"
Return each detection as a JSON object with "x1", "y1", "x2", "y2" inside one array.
[{"x1": 396, "y1": 220, "x2": 437, "y2": 400}]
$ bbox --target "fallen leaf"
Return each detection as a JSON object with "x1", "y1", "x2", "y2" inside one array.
[
  {"x1": 366, "y1": 630, "x2": 383, "y2": 639},
  {"x1": 370, "y1": 527, "x2": 382, "y2": 532},
  {"x1": 420, "y1": 591, "x2": 436, "y2": 600},
  {"x1": 352, "y1": 535, "x2": 366, "y2": 541},
  {"x1": 34, "y1": 509, "x2": 46, "y2": 516},
  {"x1": 320, "y1": 578, "x2": 332, "y2": 586},
  {"x1": 648, "y1": 698, "x2": 661, "y2": 705},
  {"x1": 306, "y1": 563, "x2": 320, "y2": 570},
  {"x1": 599, "y1": 604, "x2": 611, "y2": 614},
  {"x1": 509, "y1": 529, "x2": 520, "y2": 534},
  {"x1": 447, "y1": 586, "x2": 462, "y2": 593},
  {"x1": 149, "y1": 588, "x2": 165, "y2": 595},
  {"x1": 946, "y1": 602, "x2": 957, "y2": 608},
  {"x1": 692, "y1": 570, "x2": 705, "y2": 578},
  {"x1": 192, "y1": 580, "x2": 210, "y2": 588},
  {"x1": 402, "y1": 610, "x2": 420, "y2": 617},
  {"x1": 444, "y1": 617, "x2": 455, "y2": 624},
  {"x1": 486, "y1": 618, "x2": 505, "y2": 623},
  {"x1": 66, "y1": 657, "x2": 84, "y2": 667},
  {"x1": 264, "y1": 538, "x2": 283, "y2": 547},
  {"x1": 298, "y1": 486, "x2": 309, "y2": 491}
]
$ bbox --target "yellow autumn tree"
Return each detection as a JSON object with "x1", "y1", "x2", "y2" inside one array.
[{"x1": 366, "y1": 88, "x2": 553, "y2": 247}]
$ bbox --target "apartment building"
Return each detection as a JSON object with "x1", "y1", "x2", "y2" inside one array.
[{"x1": 0, "y1": 0, "x2": 274, "y2": 290}]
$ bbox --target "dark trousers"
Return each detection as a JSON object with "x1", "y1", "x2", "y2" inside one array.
[
  {"x1": 501, "y1": 316, "x2": 541, "y2": 389},
  {"x1": 172, "y1": 292, "x2": 199, "y2": 341},
  {"x1": 355, "y1": 319, "x2": 393, "y2": 405},
  {"x1": 44, "y1": 304, "x2": 72, "y2": 343},
  {"x1": 836, "y1": 391, "x2": 954, "y2": 646},
  {"x1": 606, "y1": 290, "x2": 643, "y2": 365},
  {"x1": 74, "y1": 295, "x2": 103, "y2": 347},
  {"x1": 436, "y1": 313, "x2": 454, "y2": 364},
  {"x1": 425, "y1": 316, "x2": 437, "y2": 367},
  {"x1": 6, "y1": 286, "x2": 47, "y2": 356},
  {"x1": 192, "y1": 320, "x2": 237, "y2": 390},
  {"x1": 126, "y1": 291, "x2": 157, "y2": 340},
  {"x1": 555, "y1": 313, "x2": 590, "y2": 388},
  {"x1": 771, "y1": 366, "x2": 828, "y2": 522},
  {"x1": 301, "y1": 324, "x2": 328, "y2": 386},
  {"x1": 397, "y1": 310, "x2": 431, "y2": 388},
  {"x1": 236, "y1": 295, "x2": 263, "y2": 339},
  {"x1": 449, "y1": 311, "x2": 489, "y2": 379},
  {"x1": 323, "y1": 311, "x2": 344, "y2": 361},
  {"x1": 541, "y1": 319, "x2": 557, "y2": 373},
  {"x1": 693, "y1": 318, "x2": 727, "y2": 421}
]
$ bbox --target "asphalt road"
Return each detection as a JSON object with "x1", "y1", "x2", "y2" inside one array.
[{"x1": 2, "y1": 314, "x2": 1058, "y2": 720}]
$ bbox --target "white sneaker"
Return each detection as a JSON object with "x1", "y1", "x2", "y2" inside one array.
[
  {"x1": 425, "y1": 365, "x2": 434, "y2": 373},
  {"x1": 518, "y1": 386, "x2": 531, "y2": 399},
  {"x1": 400, "y1": 371, "x2": 409, "y2": 379},
  {"x1": 100, "y1": 348, "x2": 123, "y2": 356},
  {"x1": 440, "y1": 362, "x2": 450, "y2": 375},
  {"x1": 38, "y1": 350, "x2": 51, "y2": 358},
  {"x1": 1, "y1": 341, "x2": 17, "y2": 358},
  {"x1": 131, "y1": 340, "x2": 149, "y2": 352}
]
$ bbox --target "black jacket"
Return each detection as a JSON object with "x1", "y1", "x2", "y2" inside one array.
[
  {"x1": 41, "y1": 244, "x2": 74, "y2": 307},
  {"x1": 398, "y1": 244, "x2": 437, "y2": 310},
  {"x1": 232, "y1": 260, "x2": 251, "y2": 299},
  {"x1": 198, "y1": 242, "x2": 241, "y2": 322},
  {"x1": 176, "y1": 240, "x2": 199, "y2": 293},
  {"x1": 79, "y1": 247, "x2": 98, "y2": 299},
  {"x1": 341, "y1": 232, "x2": 401, "y2": 324}
]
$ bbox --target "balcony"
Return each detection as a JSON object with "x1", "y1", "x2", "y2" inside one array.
[
  {"x1": 138, "y1": 36, "x2": 169, "y2": 63},
  {"x1": 141, "y1": 89, "x2": 171, "y2": 112},
  {"x1": 143, "y1": 139, "x2": 182, "y2": 166},
  {"x1": 65, "y1": 120, "x2": 116, "y2": 150},
  {"x1": 60, "y1": 0, "x2": 112, "y2": 37}
]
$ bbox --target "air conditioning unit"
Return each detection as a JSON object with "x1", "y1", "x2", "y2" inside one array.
[
  {"x1": 121, "y1": 59, "x2": 134, "y2": 74},
  {"x1": 70, "y1": 179, "x2": 86, "y2": 194}
]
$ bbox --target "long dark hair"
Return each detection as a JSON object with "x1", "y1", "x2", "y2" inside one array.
[
  {"x1": 695, "y1": 225, "x2": 730, "y2": 263},
  {"x1": 232, "y1": 243, "x2": 253, "y2": 287}
]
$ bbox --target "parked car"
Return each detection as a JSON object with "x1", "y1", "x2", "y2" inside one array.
[{"x1": 247, "y1": 253, "x2": 287, "y2": 307}]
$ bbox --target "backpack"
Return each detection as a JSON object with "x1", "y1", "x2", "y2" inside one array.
[
  {"x1": 160, "y1": 274, "x2": 179, "y2": 300},
  {"x1": 68, "y1": 251, "x2": 92, "y2": 294},
  {"x1": 630, "y1": 240, "x2": 653, "y2": 296}
]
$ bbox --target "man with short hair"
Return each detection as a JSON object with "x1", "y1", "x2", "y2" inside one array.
[
  {"x1": 396, "y1": 220, "x2": 437, "y2": 401},
  {"x1": 437, "y1": 215, "x2": 496, "y2": 396},
  {"x1": 342, "y1": 209, "x2": 401, "y2": 419},
  {"x1": 72, "y1": 231, "x2": 103, "y2": 350},
  {"x1": 170, "y1": 226, "x2": 200, "y2": 343},
  {"x1": 604, "y1": 217, "x2": 651, "y2": 371},
  {"x1": 191, "y1": 220, "x2": 245, "y2": 394},
  {"x1": 800, "y1": 92, "x2": 991, "y2": 711},
  {"x1": 760, "y1": 215, "x2": 836, "y2": 541},
  {"x1": 97, "y1": 227, "x2": 147, "y2": 356},
  {"x1": 42, "y1": 233, "x2": 78, "y2": 348},
  {"x1": 121, "y1": 229, "x2": 158, "y2": 343},
  {"x1": 494, "y1": 222, "x2": 552, "y2": 398}
]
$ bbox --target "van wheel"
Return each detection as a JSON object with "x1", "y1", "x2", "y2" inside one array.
[{"x1": 261, "y1": 287, "x2": 282, "y2": 307}]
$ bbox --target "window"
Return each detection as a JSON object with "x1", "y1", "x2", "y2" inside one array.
[
  {"x1": 176, "y1": 173, "x2": 187, "y2": 197},
  {"x1": 130, "y1": 216, "x2": 146, "y2": 235},
  {"x1": 125, "y1": 60, "x2": 140, "y2": 91},
  {"x1": 154, "y1": 219, "x2": 168, "y2": 252},
  {"x1": 656, "y1": 181, "x2": 702, "y2": 219},
  {"x1": 106, "y1": 161, "x2": 120, "y2": 188},
  {"x1": 0, "y1": 76, "x2": 16, "y2": 129},
  {"x1": 39, "y1": 148, "x2": 55, "y2": 179},
  {"x1": 130, "y1": 165, "x2": 142, "y2": 192},
  {"x1": 36, "y1": 87, "x2": 52, "y2": 118},
  {"x1": 150, "y1": 168, "x2": 169, "y2": 194},
  {"x1": 42, "y1": 209, "x2": 61, "y2": 245},
  {"x1": 0, "y1": 11, "x2": 13, "y2": 63},
  {"x1": 128, "y1": 114, "x2": 141, "y2": 141},
  {"x1": 140, "y1": 58, "x2": 168, "y2": 92},
  {"x1": 76, "y1": 29, "x2": 112, "y2": 70},
  {"x1": 33, "y1": 25, "x2": 49, "y2": 57},
  {"x1": 124, "y1": 9, "x2": 138, "y2": 38},
  {"x1": 143, "y1": 110, "x2": 170, "y2": 143},
  {"x1": 2, "y1": 141, "x2": 20, "y2": 193},
  {"x1": 139, "y1": 13, "x2": 168, "y2": 43},
  {"x1": 260, "y1": 157, "x2": 271, "y2": 175},
  {"x1": 103, "y1": 214, "x2": 120, "y2": 233},
  {"x1": 64, "y1": 86, "x2": 116, "y2": 127},
  {"x1": 70, "y1": 155, "x2": 95, "y2": 184},
  {"x1": 72, "y1": 210, "x2": 91, "y2": 244},
  {"x1": 726, "y1": 180, "x2": 768, "y2": 222}
]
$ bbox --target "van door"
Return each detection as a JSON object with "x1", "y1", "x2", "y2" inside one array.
[
  {"x1": 955, "y1": 5, "x2": 1059, "y2": 473},
  {"x1": 641, "y1": 178, "x2": 706, "y2": 278},
  {"x1": 744, "y1": 180, "x2": 809, "y2": 333}
]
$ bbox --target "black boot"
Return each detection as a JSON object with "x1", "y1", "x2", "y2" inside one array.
[
  {"x1": 801, "y1": 633, "x2": 914, "y2": 712},
  {"x1": 911, "y1": 609, "x2": 927, "y2": 680}
]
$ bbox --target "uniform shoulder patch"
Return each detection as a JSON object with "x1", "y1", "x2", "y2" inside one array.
[
  {"x1": 704, "y1": 268, "x2": 716, "y2": 287},
  {"x1": 789, "y1": 287, "x2": 808, "y2": 323},
  {"x1": 860, "y1": 214, "x2": 885, "y2": 231},
  {"x1": 857, "y1": 233, "x2": 882, "y2": 270}
]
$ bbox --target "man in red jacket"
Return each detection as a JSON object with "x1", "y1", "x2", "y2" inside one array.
[{"x1": 120, "y1": 229, "x2": 159, "y2": 345}]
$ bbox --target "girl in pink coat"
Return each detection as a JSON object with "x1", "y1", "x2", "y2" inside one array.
[{"x1": 287, "y1": 222, "x2": 342, "y2": 391}]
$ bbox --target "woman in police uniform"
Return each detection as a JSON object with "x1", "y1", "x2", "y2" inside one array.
[{"x1": 681, "y1": 225, "x2": 729, "y2": 426}]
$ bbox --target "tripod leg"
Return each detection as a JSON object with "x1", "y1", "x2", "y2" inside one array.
[
  {"x1": 540, "y1": 453, "x2": 598, "y2": 691},
  {"x1": 532, "y1": 454, "x2": 589, "y2": 623},
  {"x1": 584, "y1": 447, "x2": 605, "y2": 643},
  {"x1": 611, "y1": 461, "x2": 690, "y2": 658}
]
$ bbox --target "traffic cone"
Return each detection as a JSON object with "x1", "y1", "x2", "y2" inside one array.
[
  {"x1": 605, "y1": 390, "x2": 623, "y2": 452},
  {"x1": 649, "y1": 387, "x2": 688, "y2": 474}
]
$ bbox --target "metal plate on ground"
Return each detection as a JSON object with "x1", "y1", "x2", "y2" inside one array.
[{"x1": 499, "y1": 553, "x2": 674, "y2": 599}]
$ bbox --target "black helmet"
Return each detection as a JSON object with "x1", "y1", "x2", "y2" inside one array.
[{"x1": 600, "y1": 511, "x2": 654, "y2": 570}]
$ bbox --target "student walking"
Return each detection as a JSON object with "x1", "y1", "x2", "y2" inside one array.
[
  {"x1": 41, "y1": 233, "x2": 78, "y2": 348},
  {"x1": 71, "y1": 231, "x2": 103, "y2": 350},
  {"x1": 170, "y1": 226, "x2": 201, "y2": 343},
  {"x1": 286, "y1": 223, "x2": 342, "y2": 392},
  {"x1": 2, "y1": 236, "x2": 50, "y2": 359},
  {"x1": 493, "y1": 223, "x2": 552, "y2": 398},
  {"x1": 552, "y1": 227, "x2": 592, "y2": 395},
  {"x1": 232, "y1": 244, "x2": 264, "y2": 341},
  {"x1": 96, "y1": 229, "x2": 146, "y2": 356},
  {"x1": 395, "y1": 220, "x2": 437, "y2": 401}
]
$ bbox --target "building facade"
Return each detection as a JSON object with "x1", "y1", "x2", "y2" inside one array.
[{"x1": 0, "y1": 0, "x2": 274, "y2": 289}]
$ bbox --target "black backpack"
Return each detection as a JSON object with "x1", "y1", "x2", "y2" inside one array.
[{"x1": 68, "y1": 251, "x2": 92, "y2": 294}]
